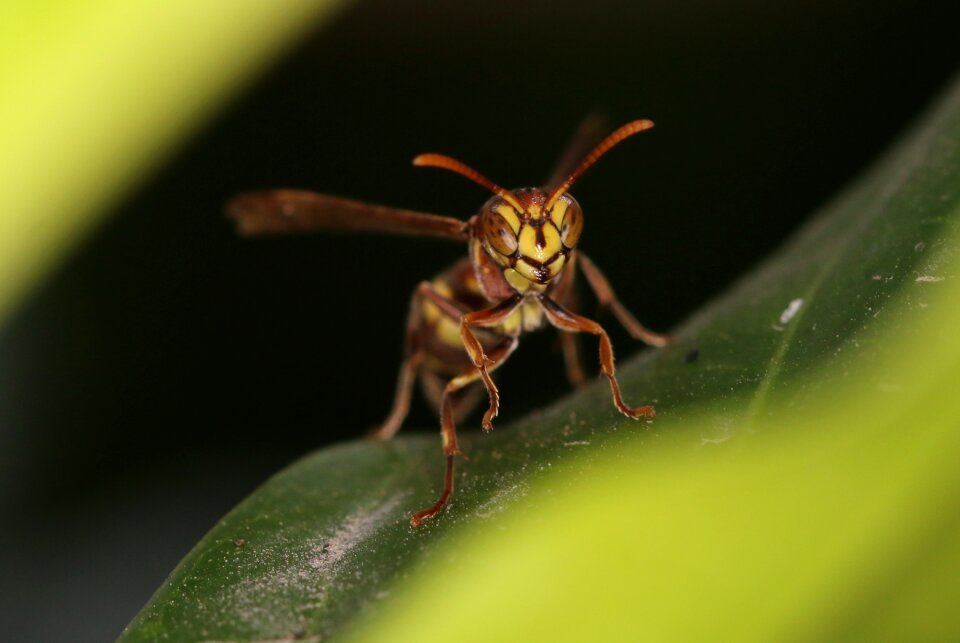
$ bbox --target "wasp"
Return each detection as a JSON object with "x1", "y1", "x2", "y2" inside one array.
[{"x1": 227, "y1": 119, "x2": 672, "y2": 526}]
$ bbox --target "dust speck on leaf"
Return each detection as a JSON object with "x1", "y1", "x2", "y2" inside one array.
[
  {"x1": 216, "y1": 494, "x2": 405, "y2": 636},
  {"x1": 877, "y1": 382, "x2": 904, "y2": 393},
  {"x1": 774, "y1": 298, "x2": 804, "y2": 330},
  {"x1": 700, "y1": 434, "x2": 731, "y2": 445},
  {"x1": 307, "y1": 496, "x2": 405, "y2": 575},
  {"x1": 474, "y1": 478, "x2": 529, "y2": 519}
]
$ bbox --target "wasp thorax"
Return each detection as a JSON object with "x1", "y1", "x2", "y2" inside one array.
[{"x1": 478, "y1": 189, "x2": 581, "y2": 291}]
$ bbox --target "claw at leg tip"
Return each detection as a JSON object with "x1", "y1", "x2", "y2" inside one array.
[{"x1": 623, "y1": 405, "x2": 656, "y2": 419}]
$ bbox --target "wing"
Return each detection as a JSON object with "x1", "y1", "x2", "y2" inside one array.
[
  {"x1": 226, "y1": 190, "x2": 469, "y2": 241},
  {"x1": 545, "y1": 113, "x2": 609, "y2": 191}
]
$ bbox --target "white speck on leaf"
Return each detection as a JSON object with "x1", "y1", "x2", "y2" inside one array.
[
  {"x1": 700, "y1": 434, "x2": 731, "y2": 445},
  {"x1": 773, "y1": 298, "x2": 804, "y2": 330}
]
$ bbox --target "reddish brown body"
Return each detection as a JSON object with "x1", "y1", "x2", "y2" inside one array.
[{"x1": 227, "y1": 119, "x2": 672, "y2": 526}]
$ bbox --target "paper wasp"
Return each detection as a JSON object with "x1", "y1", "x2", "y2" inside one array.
[{"x1": 227, "y1": 118, "x2": 672, "y2": 526}]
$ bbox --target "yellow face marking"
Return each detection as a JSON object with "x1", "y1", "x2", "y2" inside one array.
[
  {"x1": 512, "y1": 259, "x2": 557, "y2": 289},
  {"x1": 504, "y1": 268, "x2": 532, "y2": 292},
  {"x1": 549, "y1": 198, "x2": 569, "y2": 228},
  {"x1": 545, "y1": 253, "x2": 567, "y2": 278},
  {"x1": 495, "y1": 203, "x2": 521, "y2": 234},
  {"x1": 518, "y1": 223, "x2": 562, "y2": 263},
  {"x1": 513, "y1": 258, "x2": 539, "y2": 283},
  {"x1": 527, "y1": 202, "x2": 543, "y2": 219},
  {"x1": 503, "y1": 268, "x2": 547, "y2": 293},
  {"x1": 528, "y1": 281, "x2": 547, "y2": 293}
]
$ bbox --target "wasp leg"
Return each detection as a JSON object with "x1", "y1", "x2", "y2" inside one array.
[
  {"x1": 369, "y1": 290, "x2": 425, "y2": 440},
  {"x1": 438, "y1": 336, "x2": 518, "y2": 456},
  {"x1": 411, "y1": 336, "x2": 518, "y2": 527},
  {"x1": 415, "y1": 280, "x2": 468, "y2": 319},
  {"x1": 459, "y1": 297, "x2": 523, "y2": 430},
  {"x1": 559, "y1": 331, "x2": 587, "y2": 389},
  {"x1": 416, "y1": 287, "x2": 523, "y2": 432},
  {"x1": 373, "y1": 280, "x2": 472, "y2": 440},
  {"x1": 369, "y1": 352, "x2": 423, "y2": 439},
  {"x1": 541, "y1": 296, "x2": 656, "y2": 419},
  {"x1": 554, "y1": 268, "x2": 587, "y2": 389},
  {"x1": 411, "y1": 454, "x2": 456, "y2": 528},
  {"x1": 577, "y1": 252, "x2": 674, "y2": 347}
]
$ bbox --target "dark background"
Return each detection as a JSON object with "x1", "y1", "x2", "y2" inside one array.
[{"x1": 2, "y1": 0, "x2": 958, "y2": 639}]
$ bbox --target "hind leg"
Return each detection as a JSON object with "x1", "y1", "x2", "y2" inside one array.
[
  {"x1": 577, "y1": 252, "x2": 673, "y2": 347},
  {"x1": 369, "y1": 287, "x2": 426, "y2": 440}
]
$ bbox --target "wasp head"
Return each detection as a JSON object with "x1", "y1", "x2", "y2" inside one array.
[
  {"x1": 478, "y1": 189, "x2": 582, "y2": 289},
  {"x1": 413, "y1": 119, "x2": 652, "y2": 292}
]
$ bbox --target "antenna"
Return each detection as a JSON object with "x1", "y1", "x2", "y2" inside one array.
[
  {"x1": 545, "y1": 119, "x2": 654, "y2": 209},
  {"x1": 414, "y1": 153, "x2": 524, "y2": 211}
]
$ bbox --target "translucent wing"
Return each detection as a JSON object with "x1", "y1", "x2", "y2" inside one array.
[
  {"x1": 226, "y1": 190, "x2": 469, "y2": 241},
  {"x1": 544, "y1": 114, "x2": 609, "y2": 191}
]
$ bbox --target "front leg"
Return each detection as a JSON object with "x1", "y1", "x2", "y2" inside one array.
[
  {"x1": 460, "y1": 296, "x2": 523, "y2": 430},
  {"x1": 577, "y1": 252, "x2": 673, "y2": 347},
  {"x1": 410, "y1": 335, "x2": 518, "y2": 527},
  {"x1": 416, "y1": 287, "x2": 523, "y2": 431},
  {"x1": 540, "y1": 296, "x2": 656, "y2": 419}
]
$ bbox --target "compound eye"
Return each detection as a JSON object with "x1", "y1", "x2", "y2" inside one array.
[
  {"x1": 560, "y1": 203, "x2": 583, "y2": 248},
  {"x1": 483, "y1": 212, "x2": 519, "y2": 256}
]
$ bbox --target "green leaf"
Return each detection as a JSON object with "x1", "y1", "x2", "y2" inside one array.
[
  {"x1": 0, "y1": 0, "x2": 348, "y2": 326},
  {"x1": 121, "y1": 74, "x2": 960, "y2": 642}
]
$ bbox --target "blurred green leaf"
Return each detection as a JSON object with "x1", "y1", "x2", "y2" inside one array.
[
  {"x1": 121, "y1": 74, "x2": 960, "y2": 642},
  {"x1": 0, "y1": 0, "x2": 347, "y2": 326}
]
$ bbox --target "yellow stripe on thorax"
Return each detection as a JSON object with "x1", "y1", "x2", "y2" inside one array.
[
  {"x1": 421, "y1": 279, "x2": 462, "y2": 348},
  {"x1": 420, "y1": 279, "x2": 451, "y2": 324},
  {"x1": 496, "y1": 297, "x2": 545, "y2": 335}
]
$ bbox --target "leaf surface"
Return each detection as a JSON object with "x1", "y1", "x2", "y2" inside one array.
[{"x1": 122, "y1": 74, "x2": 960, "y2": 642}]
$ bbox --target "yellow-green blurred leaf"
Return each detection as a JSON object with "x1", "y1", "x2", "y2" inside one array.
[{"x1": 0, "y1": 0, "x2": 347, "y2": 325}]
